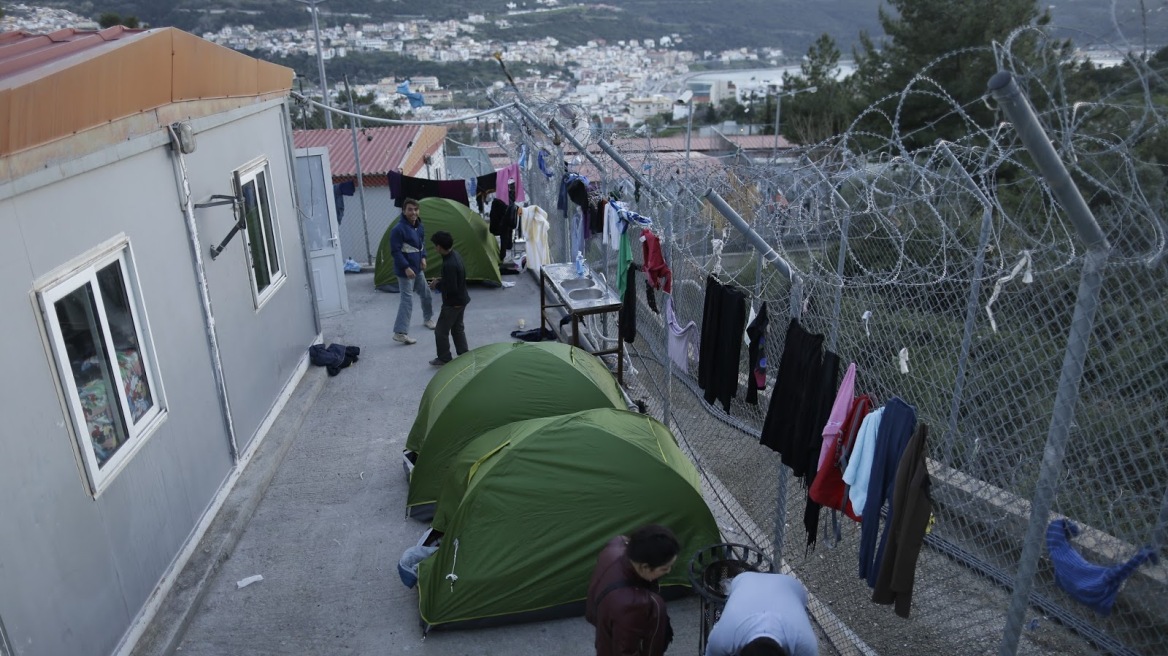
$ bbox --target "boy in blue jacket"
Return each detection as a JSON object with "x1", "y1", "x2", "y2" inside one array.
[{"x1": 389, "y1": 198, "x2": 434, "y2": 344}]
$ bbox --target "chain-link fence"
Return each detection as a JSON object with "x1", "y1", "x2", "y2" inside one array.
[
  {"x1": 310, "y1": 25, "x2": 1167, "y2": 655},
  {"x1": 482, "y1": 30, "x2": 1167, "y2": 656}
]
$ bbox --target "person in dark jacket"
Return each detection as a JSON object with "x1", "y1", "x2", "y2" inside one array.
[
  {"x1": 427, "y1": 230, "x2": 470, "y2": 366},
  {"x1": 586, "y1": 524, "x2": 679, "y2": 656},
  {"x1": 390, "y1": 198, "x2": 434, "y2": 345}
]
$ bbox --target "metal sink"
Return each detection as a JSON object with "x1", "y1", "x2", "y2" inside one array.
[
  {"x1": 560, "y1": 278, "x2": 596, "y2": 291},
  {"x1": 568, "y1": 288, "x2": 605, "y2": 301}
]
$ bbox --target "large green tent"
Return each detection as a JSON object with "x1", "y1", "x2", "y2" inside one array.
[
  {"x1": 405, "y1": 341, "x2": 626, "y2": 518},
  {"x1": 374, "y1": 197, "x2": 502, "y2": 290},
  {"x1": 417, "y1": 408, "x2": 722, "y2": 630}
]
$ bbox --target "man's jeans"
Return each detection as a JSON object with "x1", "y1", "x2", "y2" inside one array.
[
  {"x1": 394, "y1": 272, "x2": 433, "y2": 334},
  {"x1": 434, "y1": 305, "x2": 468, "y2": 362}
]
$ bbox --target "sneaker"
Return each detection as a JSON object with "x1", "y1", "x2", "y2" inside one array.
[
  {"x1": 424, "y1": 319, "x2": 437, "y2": 330},
  {"x1": 429, "y1": 358, "x2": 449, "y2": 367},
  {"x1": 393, "y1": 332, "x2": 416, "y2": 345}
]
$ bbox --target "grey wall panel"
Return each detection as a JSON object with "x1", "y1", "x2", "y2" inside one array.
[
  {"x1": 0, "y1": 130, "x2": 269, "y2": 654},
  {"x1": 183, "y1": 105, "x2": 318, "y2": 454}
]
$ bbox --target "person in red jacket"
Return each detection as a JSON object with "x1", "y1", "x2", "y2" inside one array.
[{"x1": 586, "y1": 525, "x2": 680, "y2": 656}]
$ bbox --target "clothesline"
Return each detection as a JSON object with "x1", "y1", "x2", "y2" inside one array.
[{"x1": 291, "y1": 93, "x2": 518, "y2": 126}]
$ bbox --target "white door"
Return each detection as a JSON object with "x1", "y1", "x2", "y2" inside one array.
[{"x1": 295, "y1": 147, "x2": 349, "y2": 317}]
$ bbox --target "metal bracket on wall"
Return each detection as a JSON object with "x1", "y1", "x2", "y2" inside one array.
[{"x1": 197, "y1": 194, "x2": 244, "y2": 260}]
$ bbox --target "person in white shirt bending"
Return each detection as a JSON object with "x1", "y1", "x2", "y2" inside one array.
[{"x1": 705, "y1": 572, "x2": 818, "y2": 656}]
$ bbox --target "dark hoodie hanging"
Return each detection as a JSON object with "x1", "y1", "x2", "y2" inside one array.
[
  {"x1": 620, "y1": 262, "x2": 640, "y2": 343},
  {"x1": 745, "y1": 302, "x2": 769, "y2": 405}
]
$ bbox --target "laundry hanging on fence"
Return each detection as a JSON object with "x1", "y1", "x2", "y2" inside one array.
[
  {"x1": 872, "y1": 422, "x2": 932, "y2": 618},
  {"x1": 640, "y1": 229, "x2": 672, "y2": 293},
  {"x1": 1046, "y1": 519, "x2": 1158, "y2": 616},
  {"x1": 620, "y1": 263, "x2": 640, "y2": 344},
  {"x1": 665, "y1": 296, "x2": 698, "y2": 375},
  {"x1": 744, "y1": 302, "x2": 769, "y2": 405},
  {"x1": 857, "y1": 397, "x2": 918, "y2": 587},
  {"x1": 333, "y1": 181, "x2": 356, "y2": 224},
  {"x1": 809, "y1": 393, "x2": 871, "y2": 523},
  {"x1": 495, "y1": 163, "x2": 525, "y2": 204},
  {"x1": 697, "y1": 275, "x2": 747, "y2": 413},
  {"x1": 388, "y1": 171, "x2": 470, "y2": 207},
  {"x1": 760, "y1": 319, "x2": 838, "y2": 480}
]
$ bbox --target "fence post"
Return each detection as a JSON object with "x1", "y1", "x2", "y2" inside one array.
[
  {"x1": 802, "y1": 158, "x2": 850, "y2": 349},
  {"x1": 989, "y1": 71, "x2": 1112, "y2": 656},
  {"x1": 343, "y1": 77, "x2": 373, "y2": 264},
  {"x1": 704, "y1": 188, "x2": 803, "y2": 561},
  {"x1": 938, "y1": 144, "x2": 995, "y2": 467},
  {"x1": 662, "y1": 202, "x2": 675, "y2": 427}
]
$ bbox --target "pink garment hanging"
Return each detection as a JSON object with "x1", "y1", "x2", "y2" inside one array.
[
  {"x1": 817, "y1": 362, "x2": 856, "y2": 471},
  {"x1": 495, "y1": 163, "x2": 526, "y2": 204}
]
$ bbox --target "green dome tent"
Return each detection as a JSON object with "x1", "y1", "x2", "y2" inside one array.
[
  {"x1": 374, "y1": 196, "x2": 502, "y2": 290},
  {"x1": 417, "y1": 408, "x2": 721, "y2": 630},
  {"x1": 405, "y1": 342, "x2": 626, "y2": 519}
]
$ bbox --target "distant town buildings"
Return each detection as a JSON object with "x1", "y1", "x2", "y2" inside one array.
[{"x1": 0, "y1": 3, "x2": 789, "y2": 129}]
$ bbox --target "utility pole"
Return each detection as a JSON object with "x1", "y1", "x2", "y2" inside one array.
[
  {"x1": 773, "y1": 86, "x2": 817, "y2": 156},
  {"x1": 294, "y1": 0, "x2": 332, "y2": 129}
]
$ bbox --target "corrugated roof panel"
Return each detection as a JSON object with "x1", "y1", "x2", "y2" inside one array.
[
  {"x1": 293, "y1": 125, "x2": 422, "y2": 178},
  {"x1": 0, "y1": 26, "x2": 294, "y2": 157}
]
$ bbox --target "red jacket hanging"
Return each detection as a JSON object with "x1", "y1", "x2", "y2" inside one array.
[
  {"x1": 808, "y1": 394, "x2": 872, "y2": 522},
  {"x1": 640, "y1": 229, "x2": 672, "y2": 293}
]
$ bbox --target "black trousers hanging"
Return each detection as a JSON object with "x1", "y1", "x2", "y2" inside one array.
[
  {"x1": 697, "y1": 275, "x2": 723, "y2": 393},
  {"x1": 708, "y1": 285, "x2": 747, "y2": 412},
  {"x1": 760, "y1": 318, "x2": 826, "y2": 472}
]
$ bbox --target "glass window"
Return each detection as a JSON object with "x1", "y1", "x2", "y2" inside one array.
[
  {"x1": 236, "y1": 160, "x2": 285, "y2": 305},
  {"x1": 41, "y1": 244, "x2": 165, "y2": 493}
]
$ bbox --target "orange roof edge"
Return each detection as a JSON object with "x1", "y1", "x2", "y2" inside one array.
[{"x1": 0, "y1": 26, "x2": 295, "y2": 157}]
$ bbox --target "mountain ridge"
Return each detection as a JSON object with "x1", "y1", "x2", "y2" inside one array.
[{"x1": 63, "y1": 0, "x2": 1168, "y2": 57}]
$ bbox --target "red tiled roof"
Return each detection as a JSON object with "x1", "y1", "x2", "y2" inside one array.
[
  {"x1": 724, "y1": 134, "x2": 795, "y2": 149},
  {"x1": 293, "y1": 125, "x2": 423, "y2": 178}
]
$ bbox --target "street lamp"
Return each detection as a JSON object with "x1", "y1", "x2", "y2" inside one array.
[
  {"x1": 773, "y1": 85, "x2": 817, "y2": 154},
  {"x1": 293, "y1": 0, "x2": 332, "y2": 129},
  {"x1": 676, "y1": 89, "x2": 694, "y2": 180}
]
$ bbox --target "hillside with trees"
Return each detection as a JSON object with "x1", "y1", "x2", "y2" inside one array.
[{"x1": 61, "y1": 0, "x2": 1168, "y2": 58}]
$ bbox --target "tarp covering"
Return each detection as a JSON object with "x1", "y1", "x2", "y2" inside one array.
[
  {"x1": 405, "y1": 342, "x2": 626, "y2": 513},
  {"x1": 375, "y1": 196, "x2": 502, "y2": 289},
  {"x1": 417, "y1": 408, "x2": 721, "y2": 629}
]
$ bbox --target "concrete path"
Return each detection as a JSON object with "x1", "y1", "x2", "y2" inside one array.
[{"x1": 137, "y1": 270, "x2": 703, "y2": 656}]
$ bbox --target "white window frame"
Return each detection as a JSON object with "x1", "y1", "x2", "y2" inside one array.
[
  {"x1": 38, "y1": 239, "x2": 166, "y2": 496},
  {"x1": 235, "y1": 158, "x2": 286, "y2": 308}
]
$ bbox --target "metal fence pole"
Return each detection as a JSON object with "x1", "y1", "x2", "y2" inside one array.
[
  {"x1": 662, "y1": 202, "x2": 675, "y2": 426},
  {"x1": 989, "y1": 71, "x2": 1112, "y2": 656},
  {"x1": 802, "y1": 157, "x2": 851, "y2": 348},
  {"x1": 344, "y1": 77, "x2": 373, "y2": 263},
  {"x1": 704, "y1": 188, "x2": 802, "y2": 562},
  {"x1": 938, "y1": 144, "x2": 995, "y2": 467}
]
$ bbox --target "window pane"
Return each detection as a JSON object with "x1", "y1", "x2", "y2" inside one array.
[
  {"x1": 54, "y1": 283, "x2": 128, "y2": 467},
  {"x1": 257, "y1": 171, "x2": 280, "y2": 275},
  {"x1": 97, "y1": 260, "x2": 154, "y2": 424},
  {"x1": 242, "y1": 179, "x2": 271, "y2": 292}
]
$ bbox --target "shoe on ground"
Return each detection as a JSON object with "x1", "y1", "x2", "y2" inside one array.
[
  {"x1": 393, "y1": 332, "x2": 417, "y2": 345},
  {"x1": 429, "y1": 357, "x2": 449, "y2": 367},
  {"x1": 424, "y1": 319, "x2": 437, "y2": 330}
]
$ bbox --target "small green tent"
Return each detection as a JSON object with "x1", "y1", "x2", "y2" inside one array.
[
  {"x1": 405, "y1": 341, "x2": 626, "y2": 518},
  {"x1": 374, "y1": 197, "x2": 502, "y2": 290},
  {"x1": 417, "y1": 408, "x2": 721, "y2": 630}
]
